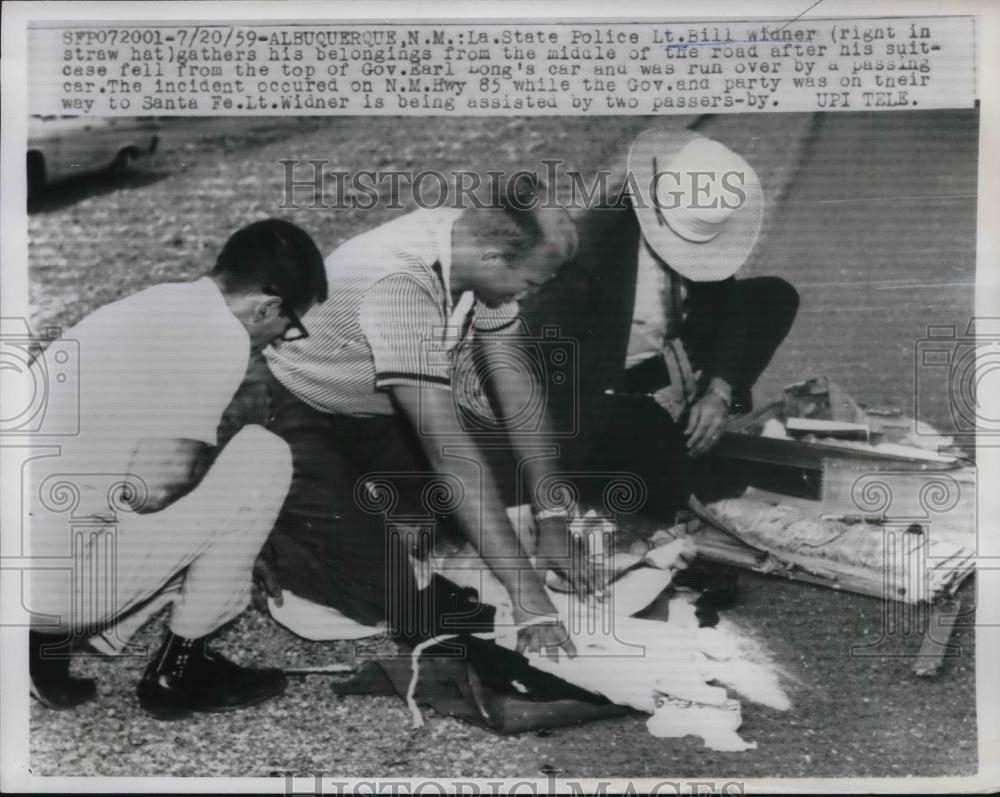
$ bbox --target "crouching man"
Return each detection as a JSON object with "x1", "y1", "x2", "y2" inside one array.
[
  {"x1": 518, "y1": 128, "x2": 800, "y2": 516},
  {"x1": 27, "y1": 219, "x2": 328, "y2": 719},
  {"x1": 255, "y1": 180, "x2": 588, "y2": 658}
]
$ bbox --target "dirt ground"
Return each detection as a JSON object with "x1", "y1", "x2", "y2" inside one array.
[{"x1": 26, "y1": 110, "x2": 979, "y2": 779}]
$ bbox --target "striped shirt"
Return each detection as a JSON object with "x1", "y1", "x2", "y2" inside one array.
[{"x1": 266, "y1": 208, "x2": 520, "y2": 417}]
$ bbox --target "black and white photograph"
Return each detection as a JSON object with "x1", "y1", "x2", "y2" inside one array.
[{"x1": 1, "y1": 2, "x2": 997, "y2": 793}]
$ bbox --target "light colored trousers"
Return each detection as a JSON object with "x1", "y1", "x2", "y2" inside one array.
[{"x1": 29, "y1": 425, "x2": 292, "y2": 650}]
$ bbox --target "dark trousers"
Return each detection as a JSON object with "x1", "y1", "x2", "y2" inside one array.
[
  {"x1": 259, "y1": 372, "x2": 514, "y2": 630},
  {"x1": 254, "y1": 207, "x2": 797, "y2": 621},
  {"x1": 518, "y1": 204, "x2": 799, "y2": 517},
  {"x1": 260, "y1": 376, "x2": 412, "y2": 626}
]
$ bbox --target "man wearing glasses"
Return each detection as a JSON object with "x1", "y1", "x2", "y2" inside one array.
[{"x1": 28, "y1": 219, "x2": 328, "y2": 719}]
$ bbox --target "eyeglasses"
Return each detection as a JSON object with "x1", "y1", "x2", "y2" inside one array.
[{"x1": 262, "y1": 285, "x2": 309, "y2": 341}]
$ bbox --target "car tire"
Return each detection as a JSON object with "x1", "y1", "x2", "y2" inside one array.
[
  {"x1": 27, "y1": 152, "x2": 46, "y2": 198},
  {"x1": 110, "y1": 148, "x2": 136, "y2": 178}
]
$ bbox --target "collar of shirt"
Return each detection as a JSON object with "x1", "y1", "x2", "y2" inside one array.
[{"x1": 432, "y1": 208, "x2": 477, "y2": 350}]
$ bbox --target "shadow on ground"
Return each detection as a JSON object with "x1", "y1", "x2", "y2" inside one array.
[{"x1": 28, "y1": 169, "x2": 170, "y2": 215}]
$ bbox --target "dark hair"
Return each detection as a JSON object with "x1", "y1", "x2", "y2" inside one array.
[
  {"x1": 465, "y1": 175, "x2": 577, "y2": 264},
  {"x1": 211, "y1": 219, "x2": 328, "y2": 310}
]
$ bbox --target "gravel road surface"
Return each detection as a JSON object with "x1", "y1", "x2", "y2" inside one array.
[{"x1": 26, "y1": 111, "x2": 979, "y2": 780}]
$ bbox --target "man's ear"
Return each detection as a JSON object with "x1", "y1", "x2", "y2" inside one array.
[
  {"x1": 481, "y1": 249, "x2": 508, "y2": 269},
  {"x1": 253, "y1": 295, "x2": 283, "y2": 322}
]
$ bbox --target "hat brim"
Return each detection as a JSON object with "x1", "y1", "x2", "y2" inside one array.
[{"x1": 627, "y1": 128, "x2": 764, "y2": 282}]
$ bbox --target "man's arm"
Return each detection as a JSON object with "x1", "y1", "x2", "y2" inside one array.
[
  {"x1": 480, "y1": 340, "x2": 601, "y2": 597},
  {"x1": 390, "y1": 384, "x2": 576, "y2": 660},
  {"x1": 123, "y1": 438, "x2": 214, "y2": 514},
  {"x1": 682, "y1": 278, "x2": 745, "y2": 456},
  {"x1": 686, "y1": 277, "x2": 746, "y2": 391},
  {"x1": 216, "y1": 352, "x2": 274, "y2": 450}
]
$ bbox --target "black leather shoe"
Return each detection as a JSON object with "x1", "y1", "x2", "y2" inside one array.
[
  {"x1": 29, "y1": 631, "x2": 97, "y2": 710},
  {"x1": 137, "y1": 632, "x2": 287, "y2": 720}
]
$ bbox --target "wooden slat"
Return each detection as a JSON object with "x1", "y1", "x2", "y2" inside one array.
[
  {"x1": 691, "y1": 525, "x2": 896, "y2": 601},
  {"x1": 912, "y1": 598, "x2": 962, "y2": 677},
  {"x1": 689, "y1": 504, "x2": 975, "y2": 605},
  {"x1": 713, "y1": 431, "x2": 962, "y2": 472}
]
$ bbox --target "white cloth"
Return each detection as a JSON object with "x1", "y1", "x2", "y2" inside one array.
[
  {"x1": 267, "y1": 590, "x2": 386, "y2": 641},
  {"x1": 435, "y1": 540, "x2": 791, "y2": 731}
]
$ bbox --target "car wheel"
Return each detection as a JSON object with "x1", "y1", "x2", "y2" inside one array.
[
  {"x1": 110, "y1": 148, "x2": 137, "y2": 177},
  {"x1": 27, "y1": 152, "x2": 46, "y2": 197}
]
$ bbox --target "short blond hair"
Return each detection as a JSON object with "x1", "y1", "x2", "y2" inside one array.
[{"x1": 465, "y1": 177, "x2": 578, "y2": 265}]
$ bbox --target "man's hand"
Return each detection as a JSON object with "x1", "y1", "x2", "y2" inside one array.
[
  {"x1": 217, "y1": 376, "x2": 273, "y2": 447},
  {"x1": 124, "y1": 438, "x2": 214, "y2": 514},
  {"x1": 511, "y1": 582, "x2": 577, "y2": 662},
  {"x1": 534, "y1": 516, "x2": 604, "y2": 599},
  {"x1": 390, "y1": 385, "x2": 577, "y2": 660},
  {"x1": 515, "y1": 617, "x2": 577, "y2": 663},
  {"x1": 685, "y1": 393, "x2": 729, "y2": 458},
  {"x1": 251, "y1": 548, "x2": 283, "y2": 611}
]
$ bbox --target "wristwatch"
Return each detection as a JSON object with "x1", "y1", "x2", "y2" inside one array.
[
  {"x1": 706, "y1": 382, "x2": 732, "y2": 409},
  {"x1": 534, "y1": 507, "x2": 570, "y2": 522}
]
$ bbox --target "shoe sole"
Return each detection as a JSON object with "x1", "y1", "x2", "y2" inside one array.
[
  {"x1": 30, "y1": 680, "x2": 96, "y2": 711},
  {"x1": 138, "y1": 682, "x2": 287, "y2": 721}
]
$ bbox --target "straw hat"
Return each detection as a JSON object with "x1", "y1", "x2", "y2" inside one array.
[{"x1": 627, "y1": 128, "x2": 763, "y2": 281}]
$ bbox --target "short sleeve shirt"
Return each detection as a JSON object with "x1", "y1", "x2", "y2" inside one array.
[
  {"x1": 30, "y1": 277, "x2": 250, "y2": 525},
  {"x1": 266, "y1": 208, "x2": 520, "y2": 417}
]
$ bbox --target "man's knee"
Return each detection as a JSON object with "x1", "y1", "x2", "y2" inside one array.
[
  {"x1": 742, "y1": 276, "x2": 799, "y2": 334},
  {"x1": 218, "y1": 424, "x2": 293, "y2": 496},
  {"x1": 761, "y1": 277, "x2": 799, "y2": 324},
  {"x1": 772, "y1": 277, "x2": 799, "y2": 322}
]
